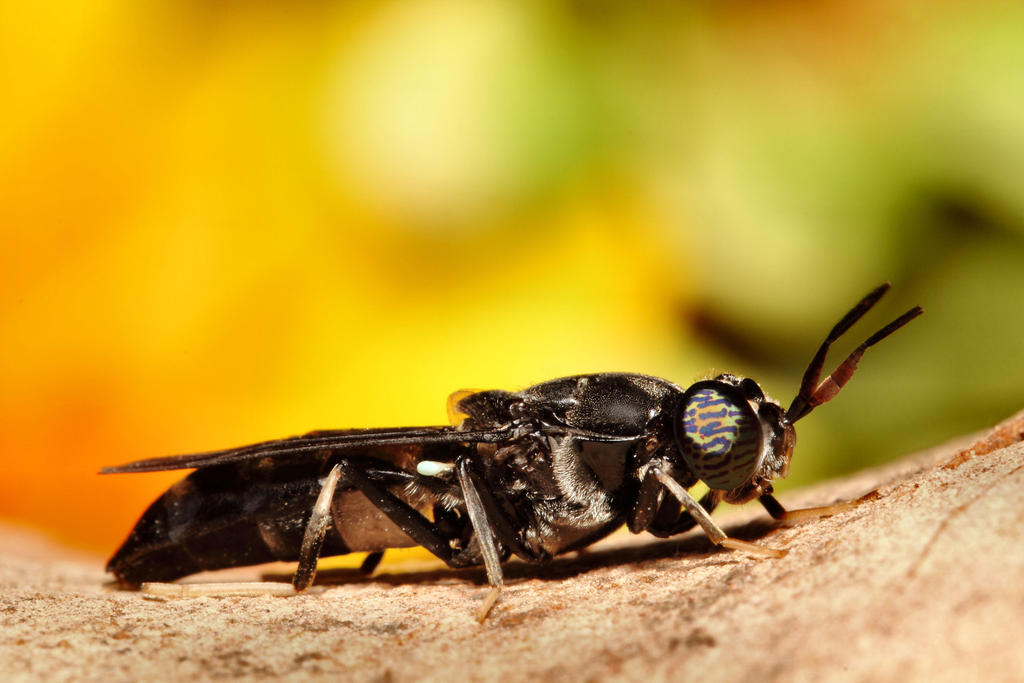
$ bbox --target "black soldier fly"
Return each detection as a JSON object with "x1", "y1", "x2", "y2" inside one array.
[{"x1": 103, "y1": 284, "x2": 922, "y2": 620}]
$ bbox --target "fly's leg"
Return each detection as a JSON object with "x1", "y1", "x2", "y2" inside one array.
[
  {"x1": 628, "y1": 465, "x2": 719, "y2": 538},
  {"x1": 652, "y1": 468, "x2": 787, "y2": 558},
  {"x1": 453, "y1": 459, "x2": 548, "y2": 619},
  {"x1": 142, "y1": 462, "x2": 421, "y2": 599},
  {"x1": 359, "y1": 551, "x2": 384, "y2": 575},
  {"x1": 628, "y1": 463, "x2": 663, "y2": 533},
  {"x1": 456, "y1": 461, "x2": 539, "y2": 563},
  {"x1": 334, "y1": 460, "x2": 468, "y2": 568},
  {"x1": 303, "y1": 459, "x2": 511, "y2": 620},
  {"x1": 759, "y1": 492, "x2": 857, "y2": 523},
  {"x1": 628, "y1": 439, "x2": 680, "y2": 535},
  {"x1": 628, "y1": 467, "x2": 679, "y2": 534},
  {"x1": 336, "y1": 453, "x2": 520, "y2": 624},
  {"x1": 140, "y1": 464, "x2": 346, "y2": 599},
  {"x1": 141, "y1": 582, "x2": 299, "y2": 598},
  {"x1": 293, "y1": 464, "x2": 343, "y2": 591},
  {"x1": 652, "y1": 489, "x2": 721, "y2": 537},
  {"x1": 455, "y1": 458, "x2": 505, "y2": 622}
]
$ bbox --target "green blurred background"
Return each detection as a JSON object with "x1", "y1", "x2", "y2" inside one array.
[{"x1": 3, "y1": 0, "x2": 1024, "y2": 553}]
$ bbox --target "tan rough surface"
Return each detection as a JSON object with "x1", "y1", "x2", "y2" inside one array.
[{"x1": 2, "y1": 413, "x2": 1023, "y2": 682}]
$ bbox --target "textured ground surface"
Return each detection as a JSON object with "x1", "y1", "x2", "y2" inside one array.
[{"x1": 2, "y1": 412, "x2": 1023, "y2": 682}]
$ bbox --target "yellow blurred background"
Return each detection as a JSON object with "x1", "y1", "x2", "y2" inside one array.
[{"x1": 3, "y1": 0, "x2": 1024, "y2": 558}]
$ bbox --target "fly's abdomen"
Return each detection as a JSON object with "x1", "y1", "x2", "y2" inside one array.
[{"x1": 107, "y1": 462, "x2": 418, "y2": 585}]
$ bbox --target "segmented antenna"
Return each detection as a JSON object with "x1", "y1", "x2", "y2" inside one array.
[{"x1": 787, "y1": 283, "x2": 923, "y2": 423}]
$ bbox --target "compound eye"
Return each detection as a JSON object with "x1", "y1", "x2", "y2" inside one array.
[
  {"x1": 739, "y1": 378, "x2": 764, "y2": 402},
  {"x1": 676, "y1": 383, "x2": 764, "y2": 491}
]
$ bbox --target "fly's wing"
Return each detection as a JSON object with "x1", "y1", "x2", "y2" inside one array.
[
  {"x1": 100, "y1": 423, "x2": 641, "y2": 474},
  {"x1": 99, "y1": 426, "x2": 515, "y2": 474}
]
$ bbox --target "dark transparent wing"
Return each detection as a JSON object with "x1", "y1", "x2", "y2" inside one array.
[{"x1": 99, "y1": 426, "x2": 515, "y2": 474}]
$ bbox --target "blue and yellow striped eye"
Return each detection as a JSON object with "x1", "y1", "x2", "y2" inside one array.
[{"x1": 675, "y1": 381, "x2": 764, "y2": 491}]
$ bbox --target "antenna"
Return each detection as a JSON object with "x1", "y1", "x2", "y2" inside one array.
[{"x1": 787, "y1": 283, "x2": 923, "y2": 423}]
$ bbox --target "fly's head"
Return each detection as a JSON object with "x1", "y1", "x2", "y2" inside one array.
[
  {"x1": 673, "y1": 374, "x2": 794, "y2": 504},
  {"x1": 672, "y1": 283, "x2": 923, "y2": 505}
]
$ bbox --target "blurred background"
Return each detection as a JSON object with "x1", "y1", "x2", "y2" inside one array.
[{"x1": 3, "y1": 0, "x2": 1023, "y2": 558}]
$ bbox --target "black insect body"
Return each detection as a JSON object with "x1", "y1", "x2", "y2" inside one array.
[{"x1": 103, "y1": 284, "x2": 922, "y2": 620}]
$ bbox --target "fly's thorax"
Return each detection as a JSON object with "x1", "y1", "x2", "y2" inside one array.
[
  {"x1": 673, "y1": 375, "x2": 795, "y2": 503},
  {"x1": 450, "y1": 389, "x2": 517, "y2": 429}
]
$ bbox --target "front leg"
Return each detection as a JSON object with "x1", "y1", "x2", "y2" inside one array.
[
  {"x1": 627, "y1": 438, "x2": 683, "y2": 534},
  {"x1": 628, "y1": 466, "x2": 665, "y2": 534},
  {"x1": 759, "y1": 492, "x2": 858, "y2": 523},
  {"x1": 628, "y1": 460, "x2": 719, "y2": 538},
  {"x1": 652, "y1": 468, "x2": 787, "y2": 558},
  {"x1": 650, "y1": 488, "x2": 721, "y2": 538}
]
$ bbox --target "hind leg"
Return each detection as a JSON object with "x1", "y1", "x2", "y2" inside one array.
[{"x1": 293, "y1": 464, "x2": 343, "y2": 590}]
